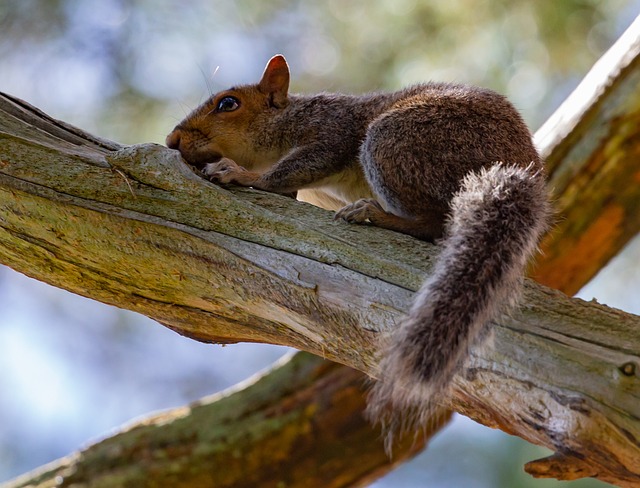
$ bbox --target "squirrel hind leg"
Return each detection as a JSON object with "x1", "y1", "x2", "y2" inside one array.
[{"x1": 335, "y1": 198, "x2": 446, "y2": 242}]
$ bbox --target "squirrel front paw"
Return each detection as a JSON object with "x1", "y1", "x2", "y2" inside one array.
[
  {"x1": 204, "y1": 157, "x2": 248, "y2": 184},
  {"x1": 335, "y1": 198, "x2": 385, "y2": 224}
]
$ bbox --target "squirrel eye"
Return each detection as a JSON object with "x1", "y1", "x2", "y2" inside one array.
[{"x1": 216, "y1": 96, "x2": 239, "y2": 112}]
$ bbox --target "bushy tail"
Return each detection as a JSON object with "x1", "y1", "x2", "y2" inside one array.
[{"x1": 367, "y1": 163, "x2": 550, "y2": 444}]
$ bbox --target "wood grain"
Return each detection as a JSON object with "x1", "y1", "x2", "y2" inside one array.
[{"x1": 2, "y1": 15, "x2": 640, "y2": 487}]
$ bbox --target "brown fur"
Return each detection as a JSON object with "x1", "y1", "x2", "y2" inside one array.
[{"x1": 167, "y1": 55, "x2": 551, "y2": 444}]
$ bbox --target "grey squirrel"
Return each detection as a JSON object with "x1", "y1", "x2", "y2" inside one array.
[{"x1": 166, "y1": 54, "x2": 551, "y2": 436}]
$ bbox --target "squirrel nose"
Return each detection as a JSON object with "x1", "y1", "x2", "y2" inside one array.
[{"x1": 166, "y1": 130, "x2": 181, "y2": 150}]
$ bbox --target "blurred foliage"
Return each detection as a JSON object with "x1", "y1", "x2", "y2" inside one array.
[
  {"x1": 0, "y1": 0, "x2": 637, "y2": 143},
  {"x1": 0, "y1": 1, "x2": 638, "y2": 487}
]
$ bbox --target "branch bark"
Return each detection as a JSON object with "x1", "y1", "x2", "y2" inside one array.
[
  {"x1": 532, "y1": 14, "x2": 640, "y2": 294},
  {"x1": 1, "y1": 14, "x2": 640, "y2": 488},
  {"x1": 3, "y1": 352, "x2": 449, "y2": 488}
]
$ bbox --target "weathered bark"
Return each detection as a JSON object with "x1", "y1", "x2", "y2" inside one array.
[
  {"x1": 3, "y1": 352, "x2": 449, "y2": 488},
  {"x1": 1, "y1": 93, "x2": 439, "y2": 487},
  {"x1": 1, "y1": 14, "x2": 640, "y2": 488},
  {"x1": 1, "y1": 98, "x2": 639, "y2": 487},
  {"x1": 531, "y1": 14, "x2": 640, "y2": 294}
]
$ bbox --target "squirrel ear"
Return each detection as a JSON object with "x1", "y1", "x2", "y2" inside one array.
[{"x1": 258, "y1": 54, "x2": 290, "y2": 108}]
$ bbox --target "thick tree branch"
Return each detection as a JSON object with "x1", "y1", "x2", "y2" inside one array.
[
  {"x1": 1, "y1": 94, "x2": 639, "y2": 486},
  {"x1": 1, "y1": 15, "x2": 640, "y2": 487},
  {"x1": 532, "y1": 14, "x2": 640, "y2": 294}
]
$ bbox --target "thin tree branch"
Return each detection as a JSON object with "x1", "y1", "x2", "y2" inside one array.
[{"x1": 3, "y1": 352, "x2": 450, "y2": 488}]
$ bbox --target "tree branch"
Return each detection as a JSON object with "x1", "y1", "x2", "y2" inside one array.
[
  {"x1": 532, "y1": 14, "x2": 640, "y2": 294},
  {"x1": 2, "y1": 14, "x2": 640, "y2": 487},
  {"x1": 2, "y1": 92, "x2": 639, "y2": 486},
  {"x1": 3, "y1": 352, "x2": 449, "y2": 488}
]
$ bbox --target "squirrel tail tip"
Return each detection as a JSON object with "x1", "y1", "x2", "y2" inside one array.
[{"x1": 366, "y1": 162, "x2": 551, "y2": 450}]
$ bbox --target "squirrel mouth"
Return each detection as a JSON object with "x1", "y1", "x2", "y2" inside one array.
[{"x1": 185, "y1": 151, "x2": 222, "y2": 169}]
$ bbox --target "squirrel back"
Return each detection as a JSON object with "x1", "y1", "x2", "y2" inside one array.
[{"x1": 167, "y1": 55, "x2": 551, "y2": 442}]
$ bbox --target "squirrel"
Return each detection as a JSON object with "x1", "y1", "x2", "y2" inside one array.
[{"x1": 166, "y1": 54, "x2": 551, "y2": 438}]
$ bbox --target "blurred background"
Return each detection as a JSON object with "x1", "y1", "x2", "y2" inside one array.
[{"x1": 1, "y1": 1, "x2": 639, "y2": 486}]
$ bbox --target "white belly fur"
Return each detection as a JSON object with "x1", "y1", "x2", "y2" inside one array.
[{"x1": 297, "y1": 165, "x2": 375, "y2": 211}]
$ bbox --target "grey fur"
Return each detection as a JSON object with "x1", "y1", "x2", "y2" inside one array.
[
  {"x1": 366, "y1": 163, "x2": 550, "y2": 448},
  {"x1": 167, "y1": 58, "x2": 552, "y2": 446}
]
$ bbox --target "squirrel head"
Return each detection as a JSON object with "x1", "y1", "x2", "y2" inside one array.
[{"x1": 166, "y1": 54, "x2": 290, "y2": 170}]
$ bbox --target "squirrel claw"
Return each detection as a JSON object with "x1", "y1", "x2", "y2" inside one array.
[
  {"x1": 335, "y1": 198, "x2": 385, "y2": 224},
  {"x1": 204, "y1": 157, "x2": 247, "y2": 184}
]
